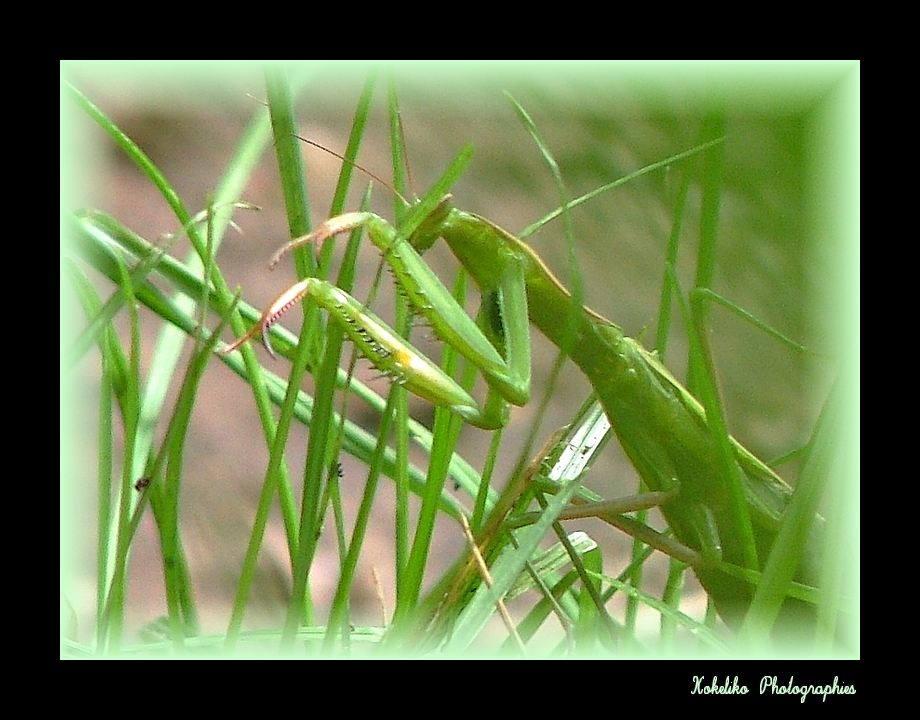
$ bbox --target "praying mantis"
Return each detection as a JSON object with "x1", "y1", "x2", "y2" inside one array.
[{"x1": 218, "y1": 124, "x2": 840, "y2": 646}]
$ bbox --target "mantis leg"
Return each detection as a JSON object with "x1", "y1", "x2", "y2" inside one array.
[
  {"x1": 221, "y1": 210, "x2": 534, "y2": 430},
  {"x1": 218, "y1": 275, "x2": 501, "y2": 426}
]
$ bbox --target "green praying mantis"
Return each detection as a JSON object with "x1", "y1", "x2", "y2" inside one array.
[{"x1": 217, "y1": 130, "x2": 841, "y2": 646}]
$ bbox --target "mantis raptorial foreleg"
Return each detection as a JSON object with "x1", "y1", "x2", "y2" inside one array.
[{"x1": 219, "y1": 203, "x2": 531, "y2": 430}]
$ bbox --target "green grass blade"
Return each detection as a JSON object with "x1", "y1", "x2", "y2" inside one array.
[{"x1": 741, "y1": 374, "x2": 845, "y2": 648}]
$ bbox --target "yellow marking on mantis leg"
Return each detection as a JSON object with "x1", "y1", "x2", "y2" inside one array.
[{"x1": 395, "y1": 347, "x2": 427, "y2": 374}]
